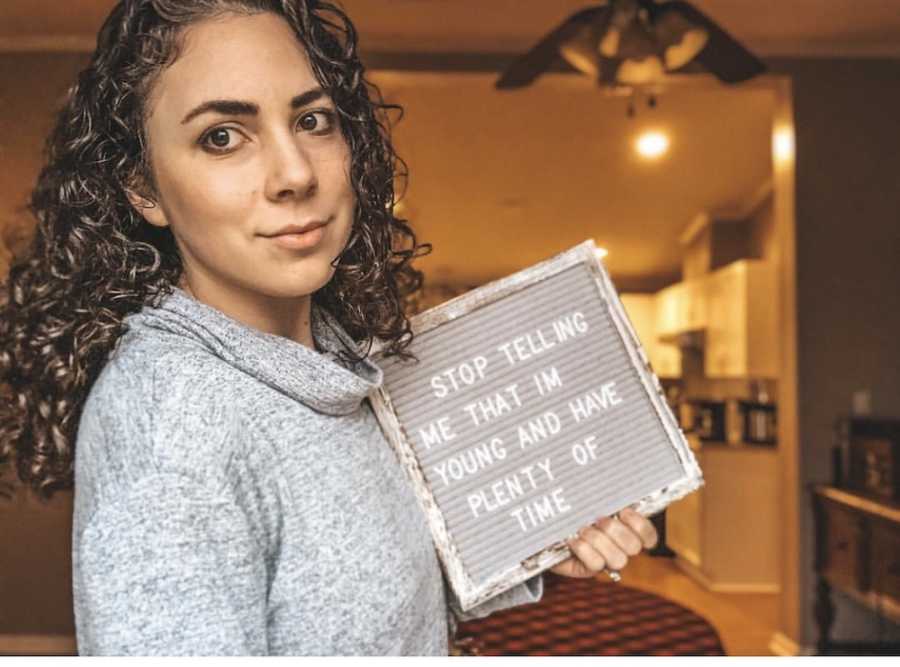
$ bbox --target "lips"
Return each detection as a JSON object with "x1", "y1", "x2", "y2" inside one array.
[
  {"x1": 265, "y1": 217, "x2": 330, "y2": 237},
  {"x1": 264, "y1": 218, "x2": 330, "y2": 251}
]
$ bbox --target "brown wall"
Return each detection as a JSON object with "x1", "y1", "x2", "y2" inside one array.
[
  {"x1": 0, "y1": 53, "x2": 88, "y2": 643},
  {"x1": 769, "y1": 57, "x2": 900, "y2": 647},
  {"x1": 0, "y1": 53, "x2": 90, "y2": 259}
]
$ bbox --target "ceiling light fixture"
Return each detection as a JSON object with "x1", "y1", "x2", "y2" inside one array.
[{"x1": 497, "y1": 0, "x2": 767, "y2": 92}]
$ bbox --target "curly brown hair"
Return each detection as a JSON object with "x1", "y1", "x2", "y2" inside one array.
[{"x1": 0, "y1": 0, "x2": 431, "y2": 500}]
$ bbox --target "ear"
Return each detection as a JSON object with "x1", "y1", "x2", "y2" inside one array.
[{"x1": 125, "y1": 187, "x2": 168, "y2": 229}]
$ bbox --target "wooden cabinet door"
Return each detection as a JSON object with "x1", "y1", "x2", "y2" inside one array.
[
  {"x1": 704, "y1": 260, "x2": 778, "y2": 378},
  {"x1": 652, "y1": 284, "x2": 685, "y2": 377},
  {"x1": 871, "y1": 519, "x2": 900, "y2": 607},
  {"x1": 705, "y1": 263, "x2": 745, "y2": 377},
  {"x1": 655, "y1": 283, "x2": 683, "y2": 337},
  {"x1": 621, "y1": 293, "x2": 681, "y2": 378},
  {"x1": 684, "y1": 276, "x2": 709, "y2": 331},
  {"x1": 822, "y1": 500, "x2": 865, "y2": 593},
  {"x1": 653, "y1": 343, "x2": 682, "y2": 378}
]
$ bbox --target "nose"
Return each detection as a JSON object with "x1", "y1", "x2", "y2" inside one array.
[{"x1": 264, "y1": 130, "x2": 318, "y2": 202}]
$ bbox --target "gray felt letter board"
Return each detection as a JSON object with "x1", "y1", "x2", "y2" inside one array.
[{"x1": 368, "y1": 239, "x2": 704, "y2": 611}]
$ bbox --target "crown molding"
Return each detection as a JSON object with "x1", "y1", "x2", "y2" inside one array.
[
  {"x1": 753, "y1": 41, "x2": 900, "y2": 59},
  {"x1": 710, "y1": 179, "x2": 774, "y2": 221},
  {"x1": 4, "y1": 33, "x2": 900, "y2": 59}
]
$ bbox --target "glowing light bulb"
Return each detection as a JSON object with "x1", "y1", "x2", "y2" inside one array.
[
  {"x1": 595, "y1": 246, "x2": 609, "y2": 259},
  {"x1": 635, "y1": 131, "x2": 669, "y2": 159}
]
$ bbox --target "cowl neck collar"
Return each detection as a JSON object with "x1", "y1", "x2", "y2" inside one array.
[{"x1": 123, "y1": 286, "x2": 383, "y2": 415}]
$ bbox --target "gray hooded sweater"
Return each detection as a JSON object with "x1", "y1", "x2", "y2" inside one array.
[{"x1": 71, "y1": 286, "x2": 543, "y2": 656}]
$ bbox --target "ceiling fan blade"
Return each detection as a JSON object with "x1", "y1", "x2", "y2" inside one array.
[
  {"x1": 496, "y1": 4, "x2": 609, "y2": 89},
  {"x1": 653, "y1": 0, "x2": 766, "y2": 83}
]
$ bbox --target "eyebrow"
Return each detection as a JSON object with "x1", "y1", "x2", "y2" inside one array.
[{"x1": 180, "y1": 87, "x2": 327, "y2": 125}]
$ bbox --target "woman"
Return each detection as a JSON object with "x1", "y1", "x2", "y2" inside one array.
[{"x1": 0, "y1": 0, "x2": 657, "y2": 656}]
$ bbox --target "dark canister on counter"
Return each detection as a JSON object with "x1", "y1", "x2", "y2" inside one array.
[
  {"x1": 694, "y1": 400, "x2": 726, "y2": 442},
  {"x1": 740, "y1": 400, "x2": 777, "y2": 445}
]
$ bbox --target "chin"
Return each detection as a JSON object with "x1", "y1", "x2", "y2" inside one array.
[{"x1": 272, "y1": 264, "x2": 338, "y2": 299}]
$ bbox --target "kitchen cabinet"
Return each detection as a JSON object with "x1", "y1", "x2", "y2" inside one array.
[
  {"x1": 654, "y1": 282, "x2": 686, "y2": 338},
  {"x1": 683, "y1": 277, "x2": 709, "y2": 331},
  {"x1": 654, "y1": 278, "x2": 707, "y2": 338},
  {"x1": 621, "y1": 258, "x2": 778, "y2": 380},
  {"x1": 652, "y1": 340, "x2": 682, "y2": 378},
  {"x1": 666, "y1": 437, "x2": 780, "y2": 592},
  {"x1": 620, "y1": 293, "x2": 681, "y2": 378},
  {"x1": 704, "y1": 259, "x2": 779, "y2": 378}
]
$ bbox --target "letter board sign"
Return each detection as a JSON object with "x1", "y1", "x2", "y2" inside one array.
[{"x1": 368, "y1": 239, "x2": 704, "y2": 610}]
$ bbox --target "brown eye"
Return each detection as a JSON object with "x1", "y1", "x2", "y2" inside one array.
[
  {"x1": 299, "y1": 114, "x2": 319, "y2": 131},
  {"x1": 200, "y1": 126, "x2": 244, "y2": 154},
  {"x1": 208, "y1": 128, "x2": 231, "y2": 147},
  {"x1": 297, "y1": 110, "x2": 336, "y2": 134}
]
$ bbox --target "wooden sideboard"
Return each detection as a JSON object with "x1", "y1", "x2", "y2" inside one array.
[{"x1": 811, "y1": 484, "x2": 900, "y2": 654}]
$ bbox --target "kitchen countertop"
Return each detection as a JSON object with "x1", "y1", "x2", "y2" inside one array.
[{"x1": 685, "y1": 434, "x2": 777, "y2": 451}]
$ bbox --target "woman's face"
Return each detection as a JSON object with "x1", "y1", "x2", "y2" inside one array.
[{"x1": 131, "y1": 11, "x2": 355, "y2": 303}]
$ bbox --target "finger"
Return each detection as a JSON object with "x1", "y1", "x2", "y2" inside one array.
[
  {"x1": 566, "y1": 533, "x2": 608, "y2": 573},
  {"x1": 594, "y1": 515, "x2": 644, "y2": 557},
  {"x1": 580, "y1": 525, "x2": 629, "y2": 571},
  {"x1": 617, "y1": 508, "x2": 659, "y2": 550},
  {"x1": 553, "y1": 552, "x2": 595, "y2": 579}
]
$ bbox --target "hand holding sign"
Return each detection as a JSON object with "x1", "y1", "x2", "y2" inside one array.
[{"x1": 551, "y1": 508, "x2": 658, "y2": 579}]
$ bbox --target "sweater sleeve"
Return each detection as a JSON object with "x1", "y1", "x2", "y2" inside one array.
[
  {"x1": 73, "y1": 472, "x2": 269, "y2": 656},
  {"x1": 446, "y1": 573, "x2": 544, "y2": 623}
]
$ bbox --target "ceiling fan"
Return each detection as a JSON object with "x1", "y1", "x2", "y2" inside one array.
[{"x1": 496, "y1": 0, "x2": 766, "y2": 90}]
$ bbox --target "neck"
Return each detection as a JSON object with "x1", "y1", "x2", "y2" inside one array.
[{"x1": 177, "y1": 274, "x2": 316, "y2": 349}]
